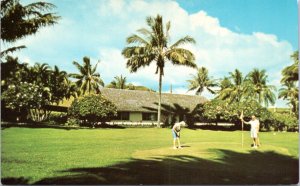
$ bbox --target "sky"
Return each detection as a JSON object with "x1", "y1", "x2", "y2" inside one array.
[{"x1": 5, "y1": 0, "x2": 299, "y2": 108}]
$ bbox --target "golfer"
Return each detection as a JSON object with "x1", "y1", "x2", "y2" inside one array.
[
  {"x1": 241, "y1": 115, "x2": 260, "y2": 148},
  {"x1": 172, "y1": 121, "x2": 185, "y2": 149}
]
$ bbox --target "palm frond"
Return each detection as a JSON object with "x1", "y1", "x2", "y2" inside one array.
[
  {"x1": 126, "y1": 34, "x2": 149, "y2": 45},
  {"x1": 1, "y1": 45, "x2": 26, "y2": 57},
  {"x1": 170, "y1": 36, "x2": 196, "y2": 49}
]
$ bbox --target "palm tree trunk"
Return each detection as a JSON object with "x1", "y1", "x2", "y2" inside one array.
[{"x1": 157, "y1": 69, "x2": 162, "y2": 128}]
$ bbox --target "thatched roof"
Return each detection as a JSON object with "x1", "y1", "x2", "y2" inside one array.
[{"x1": 100, "y1": 88, "x2": 207, "y2": 113}]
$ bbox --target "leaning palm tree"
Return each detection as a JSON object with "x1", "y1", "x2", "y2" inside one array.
[
  {"x1": 246, "y1": 68, "x2": 276, "y2": 107},
  {"x1": 122, "y1": 15, "x2": 197, "y2": 127},
  {"x1": 278, "y1": 81, "x2": 299, "y2": 115},
  {"x1": 1, "y1": 0, "x2": 60, "y2": 57},
  {"x1": 69, "y1": 57, "x2": 104, "y2": 95},
  {"x1": 281, "y1": 51, "x2": 299, "y2": 83},
  {"x1": 187, "y1": 67, "x2": 218, "y2": 95}
]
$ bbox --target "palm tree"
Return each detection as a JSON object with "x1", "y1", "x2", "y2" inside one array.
[
  {"x1": 30, "y1": 63, "x2": 51, "y2": 85},
  {"x1": 219, "y1": 77, "x2": 232, "y2": 91},
  {"x1": 278, "y1": 81, "x2": 299, "y2": 114},
  {"x1": 187, "y1": 67, "x2": 218, "y2": 95},
  {"x1": 49, "y1": 65, "x2": 69, "y2": 104},
  {"x1": 246, "y1": 68, "x2": 276, "y2": 107},
  {"x1": 69, "y1": 57, "x2": 104, "y2": 95},
  {"x1": 281, "y1": 51, "x2": 299, "y2": 83},
  {"x1": 1, "y1": 0, "x2": 60, "y2": 57},
  {"x1": 122, "y1": 15, "x2": 197, "y2": 127},
  {"x1": 217, "y1": 69, "x2": 250, "y2": 103},
  {"x1": 108, "y1": 75, "x2": 127, "y2": 89}
]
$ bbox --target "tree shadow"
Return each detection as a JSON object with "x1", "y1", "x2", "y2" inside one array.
[
  {"x1": 1, "y1": 177, "x2": 30, "y2": 185},
  {"x1": 28, "y1": 149, "x2": 299, "y2": 185},
  {"x1": 1, "y1": 123, "x2": 125, "y2": 130},
  {"x1": 143, "y1": 102, "x2": 204, "y2": 128}
]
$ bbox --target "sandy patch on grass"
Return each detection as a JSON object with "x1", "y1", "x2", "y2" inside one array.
[{"x1": 132, "y1": 142, "x2": 291, "y2": 160}]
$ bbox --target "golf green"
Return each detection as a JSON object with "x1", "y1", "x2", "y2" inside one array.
[{"x1": 1, "y1": 127, "x2": 298, "y2": 184}]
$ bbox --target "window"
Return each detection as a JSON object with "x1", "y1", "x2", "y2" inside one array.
[
  {"x1": 142, "y1": 113, "x2": 157, "y2": 121},
  {"x1": 115, "y1": 112, "x2": 129, "y2": 120}
]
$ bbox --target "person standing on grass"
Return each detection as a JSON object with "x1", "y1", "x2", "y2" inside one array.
[
  {"x1": 172, "y1": 121, "x2": 185, "y2": 149},
  {"x1": 241, "y1": 115, "x2": 260, "y2": 148}
]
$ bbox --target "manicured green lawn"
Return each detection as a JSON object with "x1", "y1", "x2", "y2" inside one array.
[{"x1": 1, "y1": 127, "x2": 299, "y2": 184}]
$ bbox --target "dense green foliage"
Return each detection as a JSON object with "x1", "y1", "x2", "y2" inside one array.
[
  {"x1": 68, "y1": 95, "x2": 117, "y2": 127},
  {"x1": 202, "y1": 99, "x2": 271, "y2": 124},
  {"x1": 269, "y1": 112, "x2": 298, "y2": 131},
  {"x1": 1, "y1": 127, "x2": 298, "y2": 184},
  {"x1": 1, "y1": 57, "x2": 72, "y2": 122}
]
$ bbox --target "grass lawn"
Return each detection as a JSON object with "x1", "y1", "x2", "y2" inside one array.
[{"x1": 1, "y1": 126, "x2": 299, "y2": 185}]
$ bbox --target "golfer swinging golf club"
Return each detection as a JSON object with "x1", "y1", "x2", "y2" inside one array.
[{"x1": 172, "y1": 121, "x2": 185, "y2": 149}]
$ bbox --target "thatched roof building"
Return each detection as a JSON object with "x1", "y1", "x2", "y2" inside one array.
[{"x1": 101, "y1": 88, "x2": 207, "y2": 113}]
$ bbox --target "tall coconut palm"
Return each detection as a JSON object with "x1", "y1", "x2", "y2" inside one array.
[
  {"x1": 281, "y1": 51, "x2": 299, "y2": 83},
  {"x1": 122, "y1": 15, "x2": 197, "y2": 127},
  {"x1": 1, "y1": 0, "x2": 60, "y2": 57},
  {"x1": 108, "y1": 75, "x2": 127, "y2": 89},
  {"x1": 246, "y1": 68, "x2": 276, "y2": 107},
  {"x1": 69, "y1": 57, "x2": 104, "y2": 95},
  {"x1": 187, "y1": 67, "x2": 218, "y2": 95},
  {"x1": 278, "y1": 81, "x2": 299, "y2": 114}
]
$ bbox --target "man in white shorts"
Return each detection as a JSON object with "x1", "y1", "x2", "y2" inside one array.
[{"x1": 241, "y1": 115, "x2": 260, "y2": 148}]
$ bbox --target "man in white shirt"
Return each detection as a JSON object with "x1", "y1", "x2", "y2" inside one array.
[
  {"x1": 171, "y1": 121, "x2": 185, "y2": 149},
  {"x1": 241, "y1": 115, "x2": 260, "y2": 148}
]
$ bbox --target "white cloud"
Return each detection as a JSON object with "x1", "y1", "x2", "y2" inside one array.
[{"x1": 10, "y1": 0, "x2": 294, "y2": 108}]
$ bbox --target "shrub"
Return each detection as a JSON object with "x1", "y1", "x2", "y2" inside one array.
[
  {"x1": 68, "y1": 94, "x2": 117, "y2": 127},
  {"x1": 203, "y1": 99, "x2": 271, "y2": 126},
  {"x1": 47, "y1": 112, "x2": 67, "y2": 124},
  {"x1": 65, "y1": 117, "x2": 80, "y2": 126},
  {"x1": 269, "y1": 112, "x2": 298, "y2": 131},
  {"x1": 1, "y1": 82, "x2": 51, "y2": 122}
]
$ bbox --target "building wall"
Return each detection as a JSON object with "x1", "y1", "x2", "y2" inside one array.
[{"x1": 129, "y1": 112, "x2": 142, "y2": 122}]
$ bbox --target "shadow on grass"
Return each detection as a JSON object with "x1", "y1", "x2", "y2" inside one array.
[
  {"x1": 19, "y1": 149, "x2": 297, "y2": 185},
  {"x1": 1, "y1": 123, "x2": 125, "y2": 130},
  {"x1": 1, "y1": 177, "x2": 30, "y2": 185}
]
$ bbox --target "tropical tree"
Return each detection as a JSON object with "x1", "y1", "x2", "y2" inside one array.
[
  {"x1": 107, "y1": 75, "x2": 127, "y2": 89},
  {"x1": 122, "y1": 14, "x2": 197, "y2": 127},
  {"x1": 69, "y1": 57, "x2": 104, "y2": 95},
  {"x1": 1, "y1": 0, "x2": 60, "y2": 57},
  {"x1": 30, "y1": 63, "x2": 51, "y2": 84},
  {"x1": 218, "y1": 77, "x2": 232, "y2": 91},
  {"x1": 246, "y1": 68, "x2": 276, "y2": 107},
  {"x1": 281, "y1": 51, "x2": 299, "y2": 83},
  {"x1": 68, "y1": 94, "x2": 117, "y2": 127},
  {"x1": 217, "y1": 69, "x2": 250, "y2": 103},
  {"x1": 187, "y1": 67, "x2": 218, "y2": 95},
  {"x1": 278, "y1": 81, "x2": 299, "y2": 115},
  {"x1": 49, "y1": 65, "x2": 69, "y2": 105}
]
